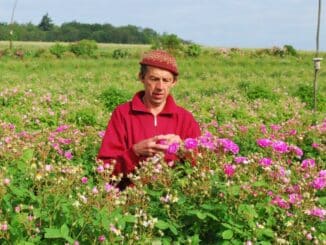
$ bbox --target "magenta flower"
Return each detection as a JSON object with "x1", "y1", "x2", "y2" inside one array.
[
  {"x1": 312, "y1": 142, "x2": 319, "y2": 149},
  {"x1": 219, "y1": 139, "x2": 239, "y2": 154},
  {"x1": 234, "y1": 156, "x2": 248, "y2": 164},
  {"x1": 58, "y1": 138, "x2": 72, "y2": 145},
  {"x1": 97, "y1": 165, "x2": 104, "y2": 173},
  {"x1": 55, "y1": 124, "x2": 69, "y2": 133},
  {"x1": 98, "y1": 131, "x2": 105, "y2": 138},
  {"x1": 166, "y1": 142, "x2": 179, "y2": 155},
  {"x1": 289, "y1": 145, "x2": 303, "y2": 158},
  {"x1": 301, "y1": 159, "x2": 315, "y2": 169},
  {"x1": 288, "y1": 193, "x2": 302, "y2": 205},
  {"x1": 306, "y1": 207, "x2": 326, "y2": 220},
  {"x1": 259, "y1": 158, "x2": 272, "y2": 167},
  {"x1": 64, "y1": 151, "x2": 73, "y2": 160},
  {"x1": 270, "y1": 124, "x2": 282, "y2": 131},
  {"x1": 311, "y1": 177, "x2": 326, "y2": 190},
  {"x1": 271, "y1": 140, "x2": 288, "y2": 154},
  {"x1": 223, "y1": 164, "x2": 236, "y2": 177},
  {"x1": 199, "y1": 132, "x2": 215, "y2": 149},
  {"x1": 319, "y1": 170, "x2": 326, "y2": 178},
  {"x1": 256, "y1": 138, "x2": 272, "y2": 148},
  {"x1": 0, "y1": 223, "x2": 8, "y2": 231},
  {"x1": 184, "y1": 138, "x2": 198, "y2": 150},
  {"x1": 98, "y1": 235, "x2": 106, "y2": 243},
  {"x1": 104, "y1": 183, "x2": 114, "y2": 192},
  {"x1": 81, "y1": 177, "x2": 88, "y2": 184},
  {"x1": 271, "y1": 196, "x2": 290, "y2": 209}
]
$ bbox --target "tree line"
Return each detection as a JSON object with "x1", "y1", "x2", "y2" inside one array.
[{"x1": 0, "y1": 14, "x2": 167, "y2": 44}]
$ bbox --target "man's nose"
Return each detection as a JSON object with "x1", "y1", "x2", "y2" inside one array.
[{"x1": 155, "y1": 80, "x2": 164, "y2": 89}]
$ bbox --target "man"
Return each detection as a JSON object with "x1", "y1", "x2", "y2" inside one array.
[{"x1": 98, "y1": 50, "x2": 200, "y2": 189}]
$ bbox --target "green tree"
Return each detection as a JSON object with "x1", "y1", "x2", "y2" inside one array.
[{"x1": 38, "y1": 13, "x2": 54, "y2": 31}]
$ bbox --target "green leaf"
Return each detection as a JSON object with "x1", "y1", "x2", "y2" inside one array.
[
  {"x1": 262, "y1": 228, "x2": 274, "y2": 238},
  {"x1": 222, "y1": 230, "x2": 233, "y2": 240},
  {"x1": 44, "y1": 228, "x2": 62, "y2": 238},
  {"x1": 318, "y1": 196, "x2": 326, "y2": 206},
  {"x1": 188, "y1": 210, "x2": 207, "y2": 220},
  {"x1": 252, "y1": 181, "x2": 268, "y2": 187},
  {"x1": 155, "y1": 220, "x2": 169, "y2": 230},
  {"x1": 229, "y1": 185, "x2": 240, "y2": 196},
  {"x1": 60, "y1": 224, "x2": 69, "y2": 237},
  {"x1": 168, "y1": 223, "x2": 178, "y2": 235},
  {"x1": 123, "y1": 215, "x2": 136, "y2": 223}
]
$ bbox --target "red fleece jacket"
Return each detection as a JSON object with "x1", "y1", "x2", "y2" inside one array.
[{"x1": 97, "y1": 91, "x2": 201, "y2": 175}]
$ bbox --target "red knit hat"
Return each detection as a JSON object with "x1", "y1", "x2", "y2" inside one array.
[{"x1": 140, "y1": 50, "x2": 178, "y2": 75}]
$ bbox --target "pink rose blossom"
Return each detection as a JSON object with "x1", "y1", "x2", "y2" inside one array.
[
  {"x1": 271, "y1": 140, "x2": 289, "y2": 154},
  {"x1": 288, "y1": 193, "x2": 302, "y2": 205},
  {"x1": 219, "y1": 139, "x2": 239, "y2": 154},
  {"x1": 301, "y1": 159, "x2": 315, "y2": 169},
  {"x1": 64, "y1": 151, "x2": 73, "y2": 160},
  {"x1": 166, "y1": 142, "x2": 179, "y2": 155},
  {"x1": 259, "y1": 158, "x2": 272, "y2": 167},
  {"x1": 271, "y1": 196, "x2": 290, "y2": 209},
  {"x1": 307, "y1": 207, "x2": 326, "y2": 220},
  {"x1": 98, "y1": 131, "x2": 105, "y2": 138},
  {"x1": 271, "y1": 124, "x2": 282, "y2": 131},
  {"x1": 98, "y1": 235, "x2": 106, "y2": 243},
  {"x1": 319, "y1": 170, "x2": 326, "y2": 178},
  {"x1": 312, "y1": 142, "x2": 319, "y2": 149},
  {"x1": 223, "y1": 164, "x2": 236, "y2": 177},
  {"x1": 3, "y1": 178, "x2": 10, "y2": 185},
  {"x1": 45, "y1": 165, "x2": 52, "y2": 172},
  {"x1": 234, "y1": 156, "x2": 248, "y2": 164},
  {"x1": 256, "y1": 138, "x2": 272, "y2": 148},
  {"x1": 0, "y1": 223, "x2": 8, "y2": 231},
  {"x1": 81, "y1": 177, "x2": 88, "y2": 184},
  {"x1": 184, "y1": 138, "x2": 198, "y2": 150},
  {"x1": 92, "y1": 187, "x2": 99, "y2": 194},
  {"x1": 288, "y1": 145, "x2": 303, "y2": 158},
  {"x1": 55, "y1": 124, "x2": 69, "y2": 133},
  {"x1": 97, "y1": 165, "x2": 104, "y2": 173},
  {"x1": 311, "y1": 177, "x2": 326, "y2": 190},
  {"x1": 306, "y1": 233, "x2": 313, "y2": 240}
]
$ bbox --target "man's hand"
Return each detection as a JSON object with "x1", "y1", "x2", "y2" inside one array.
[{"x1": 132, "y1": 134, "x2": 181, "y2": 157}]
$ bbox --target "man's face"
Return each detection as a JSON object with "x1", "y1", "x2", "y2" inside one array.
[{"x1": 141, "y1": 66, "x2": 176, "y2": 107}]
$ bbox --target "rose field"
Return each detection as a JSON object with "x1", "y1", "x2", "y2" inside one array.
[{"x1": 0, "y1": 42, "x2": 325, "y2": 244}]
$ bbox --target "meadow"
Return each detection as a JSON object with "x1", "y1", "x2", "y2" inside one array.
[{"x1": 0, "y1": 41, "x2": 325, "y2": 244}]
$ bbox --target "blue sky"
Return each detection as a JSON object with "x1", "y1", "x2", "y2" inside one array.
[{"x1": 0, "y1": 0, "x2": 325, "y2": 51}]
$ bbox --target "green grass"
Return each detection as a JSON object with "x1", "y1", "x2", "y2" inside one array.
[{"x1": 0, "y1": 42, "x2": 325, "y2": 131}]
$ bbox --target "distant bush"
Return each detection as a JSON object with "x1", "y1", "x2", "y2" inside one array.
[
  {"x1": 69, "y1": 39, "x2": 98, "y2": 57},
  {"x1": 49, "y1": 43, "x2": 67, "y2": 58},
  {"x1": 112, "y1": 49, "x2": 129, "y2": 59},
  {"x1": 151, "y1": 34, "x2": 183, "y2": 54},
  {"x1": 100, "y1": 87, "x2": 132, "y2": 112},
  {"x1": 72, "y1": 108, "x2": 97, "y2": 126},
  {"x1": 243, "y1": 84, "x2": 278, "y2": 101},
  {"x1": 185, "y1": 44, "x2": 201, "y2": 57},
  {"x1": 61, "y1": 51, "x2": 76, "y2": 59},
  {"x1": 284, "y1": 44, "x2": 297, "y2": 56}
]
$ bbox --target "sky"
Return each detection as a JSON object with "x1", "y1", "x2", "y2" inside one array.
[{"x1": 0, "y1": 0, "x2": 325, "y2": 51}]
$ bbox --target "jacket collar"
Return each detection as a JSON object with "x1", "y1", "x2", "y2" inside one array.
[{"x1": 131, "y1": 91, "x2": 177, "y2": 115}]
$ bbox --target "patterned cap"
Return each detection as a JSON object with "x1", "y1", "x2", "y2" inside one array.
[{"x1": 140, "y1": 50, "x2": 178, "y2": 75}]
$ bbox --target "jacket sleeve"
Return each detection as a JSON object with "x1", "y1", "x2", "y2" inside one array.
[{"x1": 97, "y1": 108, "x2": 139, "y2": 175}]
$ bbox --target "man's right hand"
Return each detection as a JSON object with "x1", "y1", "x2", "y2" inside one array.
[{"x1": 132, "y1": 135, "x2": 175, "y2": 157}]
